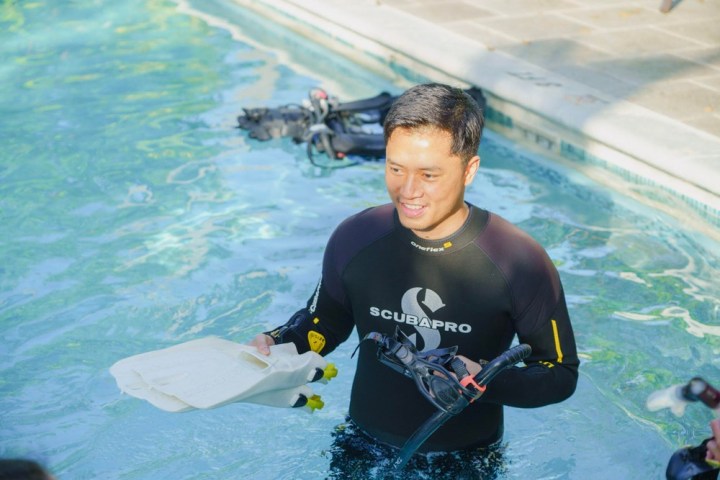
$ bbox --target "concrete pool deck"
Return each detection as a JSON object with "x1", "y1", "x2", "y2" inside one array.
[{"x1": 235, "y1": 0, "x2": 720, "y2": 231}]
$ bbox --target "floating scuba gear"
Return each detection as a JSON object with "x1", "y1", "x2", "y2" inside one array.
[
  {"x1": 647, "y1": 377, "x2": 720, "y2": 480},
  {"x1": 648, "y1": 377, "x2": 720, "y2": 416},
  {"x1": 237, "y1": 87, "x2": 487, "y2": 168},
  {"x1": 357, "y1": 327, "x2": 531, "y2": 470},
  {"x1": 110, "y1": 337, "x2": 337, "y2": 413}
]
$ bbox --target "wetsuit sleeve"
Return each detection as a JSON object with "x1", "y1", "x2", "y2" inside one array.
[
  {"x1": 263, "y1": 205, "x2": 395, "y2": 356},
  {"x1": 264, "y1": 278, "x2": 354, "y2": 356},
  {"x1": 480, "y1": 289, "x2": 579, "y2": 407}
]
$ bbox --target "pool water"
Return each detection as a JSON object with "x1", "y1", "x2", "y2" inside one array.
[{"x1": 1, "y1": 0, "x2": 719, "y2": 479}]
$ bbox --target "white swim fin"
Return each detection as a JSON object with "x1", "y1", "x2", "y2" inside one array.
[
  {"x1": 110, "y1": 356, "x2": 194, "y2": 413},
  {"x1": 110, "y1": 337, "x2": 337, "y2": 413},
  {"x1": 243, "y1": 384, "x2": 325, "y2": 412}
]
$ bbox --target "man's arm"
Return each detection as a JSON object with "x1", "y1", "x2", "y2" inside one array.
[
  {"x1": 252, "y1": 279, "x2": 355, "y2": 356},
  {"x1": 251, "y1": 206, "x2": 393, "y2": 356},
  {"x1": 477, "y1": 292, "x2": 579, "y2": 408}
]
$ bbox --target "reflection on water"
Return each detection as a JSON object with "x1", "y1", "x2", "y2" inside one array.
[{"x1": 1, "y1": 0, "x2": 719, "y2": 479}]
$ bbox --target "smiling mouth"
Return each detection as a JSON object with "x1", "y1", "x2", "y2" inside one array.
[{"x1": 400, "y1": 202, "x2": 425, "y2": 218}]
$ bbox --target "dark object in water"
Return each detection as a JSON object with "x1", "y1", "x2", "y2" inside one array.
[{"x1": 237, "y1": 87, "x2": 486, "y2": 168}]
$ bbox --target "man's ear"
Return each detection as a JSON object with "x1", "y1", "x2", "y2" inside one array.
[{"x1": 464, "y1": 155, "x2": 480, "y2": 186}]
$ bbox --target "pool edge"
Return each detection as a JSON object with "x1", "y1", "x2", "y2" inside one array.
[{"x1": 228, "y1": 0, "x2": 720, "y2": 236}]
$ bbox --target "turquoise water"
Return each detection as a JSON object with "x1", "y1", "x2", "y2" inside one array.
[{"x1": 2, "y1": 1, "x2": 719, "y2": 479}]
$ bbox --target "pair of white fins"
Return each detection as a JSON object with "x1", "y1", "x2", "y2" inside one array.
[{"x1": 110, "y1": 337, "x2": 337, "y2": 413}]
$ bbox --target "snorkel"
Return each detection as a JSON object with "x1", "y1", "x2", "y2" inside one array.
[{"x1": 357, "y1": 327, "x2": 531, "y2": 471}]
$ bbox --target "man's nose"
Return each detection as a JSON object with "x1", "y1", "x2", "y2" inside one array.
[{"x1": 400, "y1": 174, "x2": 421, "y2": 198}]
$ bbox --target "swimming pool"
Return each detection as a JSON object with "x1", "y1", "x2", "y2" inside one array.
[{"x1": 1, "y1": 0, "x2": 719, "y2": 478}]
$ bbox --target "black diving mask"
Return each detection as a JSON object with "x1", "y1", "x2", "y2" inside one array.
[
  {"x1": 356, "y1": 328, "x2": 481, "y2": 415},
  {"x1": 356, "y1": 327, "x2": 531, "y2": 471}
]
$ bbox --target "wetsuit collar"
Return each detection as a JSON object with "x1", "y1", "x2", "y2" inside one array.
[{"x1": 394, "y1": 203, "x2": 489, "y2": 255}]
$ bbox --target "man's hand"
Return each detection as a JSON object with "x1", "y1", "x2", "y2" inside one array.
[
  {"x1": 454, "y1": 355, "x2": 483, "y2": 378},
  {"x1": 248, "y1": 334, "x2": 275, "y2": 355}
]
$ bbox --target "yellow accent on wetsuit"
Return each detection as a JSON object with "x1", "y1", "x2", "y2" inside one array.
[{"x1": 551, "y1": 319, "x2": 563, "y2": 363}]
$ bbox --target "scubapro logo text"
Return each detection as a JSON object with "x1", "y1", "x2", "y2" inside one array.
[{"x1": 368, "y1": 306, "x2": 471, "y2": 333}]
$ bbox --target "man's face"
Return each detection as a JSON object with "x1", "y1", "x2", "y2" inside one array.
[{"x1": 385, "y1": 126, "x2": 479, "y2": 240}]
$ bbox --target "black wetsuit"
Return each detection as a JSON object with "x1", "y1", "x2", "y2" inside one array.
[{"x1": 267, "y1": 203, "x2": 579, "y2": 452}]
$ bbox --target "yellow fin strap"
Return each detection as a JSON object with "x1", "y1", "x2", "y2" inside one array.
[
  {"x1": 305, "y1": 394, "x2": 324, "y2": 412},
  {"x1": 323, "y1": 363, "x2": 338, "y2": 381}
]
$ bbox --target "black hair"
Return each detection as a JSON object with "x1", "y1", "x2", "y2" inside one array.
[
  {"x1": 383, "y1": 83, "x2": 484, "y2": 162},
  {"x1": 0, "y1": 459, "x2": 53, "y2": 480}
]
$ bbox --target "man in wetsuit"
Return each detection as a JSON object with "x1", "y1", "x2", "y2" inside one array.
[{"x1": 251, "y1": 83, "x2": 579, "y2": 454}]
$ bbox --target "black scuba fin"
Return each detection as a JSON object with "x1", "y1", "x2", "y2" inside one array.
[{"x1": 666, "y1": 438, "x2": 720, "y2": 480}]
